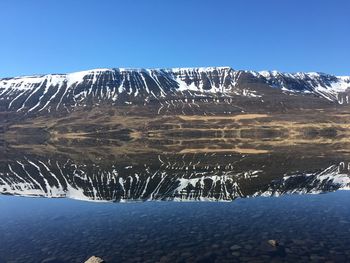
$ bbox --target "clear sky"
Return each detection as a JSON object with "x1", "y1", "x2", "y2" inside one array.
[{"x1": 0, "y1": 0, "x2": 349, "y2": 77}]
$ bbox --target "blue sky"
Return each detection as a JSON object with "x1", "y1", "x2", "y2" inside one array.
[{"x1": 0, "y1": 0, "x2": 349, "y2": 77}]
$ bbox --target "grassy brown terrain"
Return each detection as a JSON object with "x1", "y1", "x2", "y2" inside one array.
[{"x1": 2, "y1": 105, "x2": 350, "y2": 160}]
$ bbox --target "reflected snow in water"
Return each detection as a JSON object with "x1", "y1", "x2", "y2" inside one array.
[{"x1": 1, "y1": 144, "x2": 350, "y2": 262}]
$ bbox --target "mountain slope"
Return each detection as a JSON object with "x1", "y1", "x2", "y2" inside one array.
[{"x1": 1, "y1": 67, "x2": 349, "y2": 115}]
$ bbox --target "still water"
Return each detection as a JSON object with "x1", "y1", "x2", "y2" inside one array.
[
  {"x1": 1, "y1": 143, "x2": 350, "y2": 262},
  {"x1": 1, "y1": 193, "x2": 350, "y2": 263}
]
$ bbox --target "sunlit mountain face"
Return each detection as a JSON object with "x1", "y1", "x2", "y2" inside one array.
[{"x1": 1, "y1": 67, "x2": 350, "y2": 116}]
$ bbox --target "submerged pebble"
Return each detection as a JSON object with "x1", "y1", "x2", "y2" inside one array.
[
  {"x1": 268, "y1": 240, "x2": 278, "y2": 247},
  {"x1": 84, "y1": 256, "x2": 105, "y2": 263}
]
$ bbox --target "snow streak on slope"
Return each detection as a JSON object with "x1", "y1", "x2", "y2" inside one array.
[
  {"x1": 255, "y1": 71, "x2": 350, "y2": 102},
  {"x1": 0, "y1": 67, "x2": 243, "y2": 114},
  {"x1": 1, "y1": 67, "x2": 349, "y2": 114}
]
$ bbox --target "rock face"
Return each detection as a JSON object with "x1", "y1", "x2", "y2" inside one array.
[
  {"x1": 84, "y1": 256, "x2": 105, "y2": 263},
  {"x1": 0, "y1": 67, "x2": 349, "y2": 115}
]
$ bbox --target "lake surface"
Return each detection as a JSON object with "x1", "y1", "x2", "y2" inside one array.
[
  {"x1": 1, "y1": 139, "x2": 350, "y2": 262},
  {"x1": 1, "y1": 192, "x2": 350, "y2": 263}
]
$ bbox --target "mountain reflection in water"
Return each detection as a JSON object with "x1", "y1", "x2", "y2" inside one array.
[
  {"x1": 1, "y1": 139, "x2": 349, "y2": 202},
  {"x1": 2, "y1": 134, "x2": 350, "y2": 263}
]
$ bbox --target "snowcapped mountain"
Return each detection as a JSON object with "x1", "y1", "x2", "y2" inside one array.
[
  {"x1": 252, "y1": 70, "x2": 350, "y2": 103},
  {"x1": 0, "y1": 67, "x2": 349, "y2": 115}
]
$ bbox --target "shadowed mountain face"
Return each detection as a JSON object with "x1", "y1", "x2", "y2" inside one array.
[{"x1": 1, "y1": 67, "x2": 350, "y2": 202}]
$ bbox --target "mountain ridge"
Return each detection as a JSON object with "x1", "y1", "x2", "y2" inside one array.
[{"x1": 2, "y1": 67, "x2": 348, "y2": 79}]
